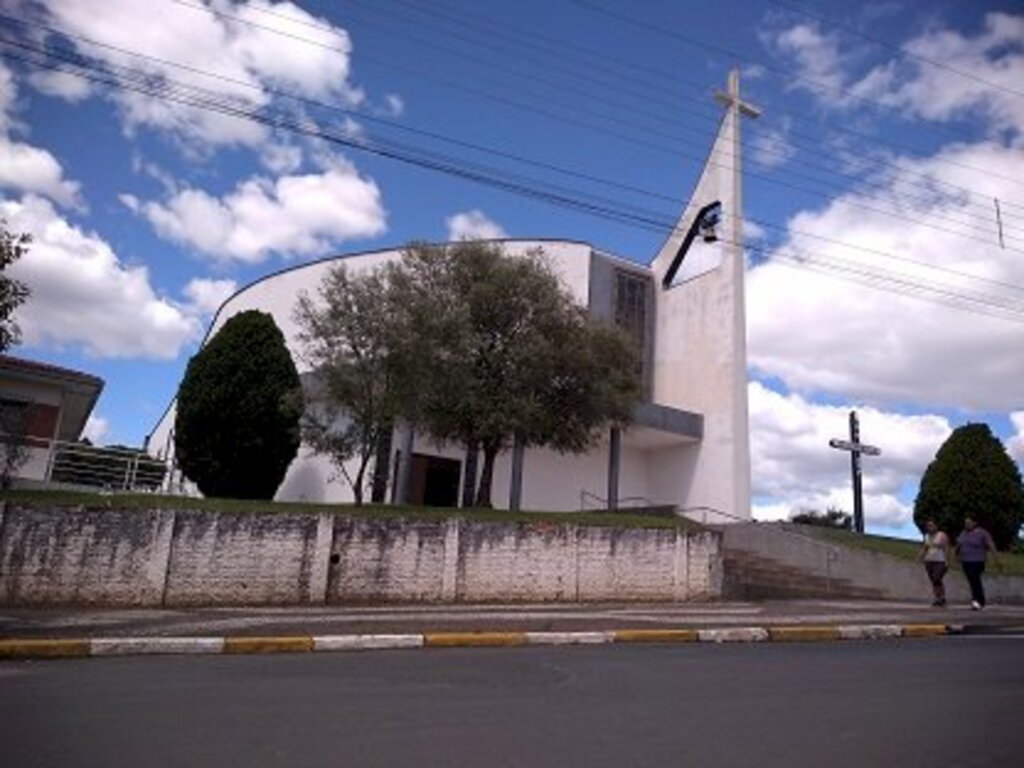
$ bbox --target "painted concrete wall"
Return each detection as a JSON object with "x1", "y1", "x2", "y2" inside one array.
[
  {"x1": 163, "y1": 511, "x2": 332, "y2": 606},
  {"x1": 0, "y1": 505, "x2": 175, "y2": 605},
  {"x1": 0, "y1": 504, "x2": 721, "y2": 606},
  {"x1": 327, "y1": 517, "x2": 450, "y2": 603}
]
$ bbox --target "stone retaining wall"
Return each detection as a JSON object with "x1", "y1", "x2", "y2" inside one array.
[{"x1": 0, "y1": 503, "x2": 721, "y2": 606}]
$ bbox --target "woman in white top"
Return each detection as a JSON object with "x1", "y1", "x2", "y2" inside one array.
[{"x1": 919, "y1": 519, "x2": 950, "y2": 607}]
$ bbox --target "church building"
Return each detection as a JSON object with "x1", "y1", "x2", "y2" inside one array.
[{"x1": 147, "y1": 72, "x2": 756, "y2": 523}]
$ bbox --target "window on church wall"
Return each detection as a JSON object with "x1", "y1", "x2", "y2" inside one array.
[{"x1": 613, "y1": 270, "x2": 650, "y2": 395}]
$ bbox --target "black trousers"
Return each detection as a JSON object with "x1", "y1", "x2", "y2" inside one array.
[{"x1": 962, "y1": 561, "x2": 986, "y2": 606}]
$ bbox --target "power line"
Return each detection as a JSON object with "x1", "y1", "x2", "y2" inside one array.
[
  {"x1": 11, "y1": 16, "x2": 1020, "y2": 253},
  {"x1": 335, "y1": 0, "x2": 1024, "y2": 222},
  {"x1": 169, "y1": 0, "x2": 1024, "y2": 222},
  {"x1": 336, "y1": 0, "x2": 1024, "y2": 225},
  {"x1": 338, "y1": 0, "x2": 1024, "y2": 229},
  {"x1": 569, "y1": 0, "x2": 1015, "y2": 154},
  {"x1": 3, "y1": 35, "x2": 1022, "y2": 324}
]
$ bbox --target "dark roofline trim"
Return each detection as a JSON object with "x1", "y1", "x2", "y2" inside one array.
[
  {"x1": 0, "y1": 354, "x2": 104, "y2": 389},
  {"x1": 201, "y1": 238, "x2": 597, "y2": 350}
]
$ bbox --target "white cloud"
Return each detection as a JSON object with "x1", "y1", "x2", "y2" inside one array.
[
  {"x1": 1008, "y1": 412, "x2": 1024, "y2": 465},
  {"x1": 445, "y1": 209, "x2": 508, "y2": 241},
  {"x1": 0, "y1": 59, "x2": 17, "y2": 131},
  {"x1": 118, "y1": 193, "x2": 140, "y2": 212},
  {"x1": 747, "y1": 140, "x2": 1024, "y2": 412},
  {"x1": 134, "y1": 159, "x2": 386, "y2": 262},
  {"x1": 743, "y1": 219, "x2": 766, "y2": 241},
  {"x1": 750, "y1": 121, "x2": 796, "y2": 169},
  {"x1": 768, "y1": 22, "x2": 847, "y2": 103},
  {"x1": 749, "y1": 381, "x2": 952, "y2": 528},
  {"x1": 767, "y1": 13, "x2": 1024, "y2": 134},
  {"x1": 0, "y1": 137, "x2": 83, "y2": 208},
  {"x1": 82, "y1": 414, "x2": 109, "y2": 444},
  {"x1": 27, "y1": 70, "x2": 93, "y2": 102},
  {"x1": 0, "y1": 60, "x2": 81, "y2": 207},
  {"x1": 182, "y1": 277, "x2": 238, "y2": 316},
  {"x1": 260, "y1": 142, "x2": 303, "y2": 174},
  {"x1": 38, "y1": 0, "x2": 363, "y2": 148},
  {"x1": 382, "y1": 93, "x2": 404, "y2": 117},
  {"x1": 854, "y1": 13, "x2": 1024, "y2": 134},
  {"x1": 2, "y1": 194, "x2": 200, "y2": 359}
]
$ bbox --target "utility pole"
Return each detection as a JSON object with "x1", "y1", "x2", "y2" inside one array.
[{"x1": 828, "y1": 411, "x2": 881, "y2": 534}]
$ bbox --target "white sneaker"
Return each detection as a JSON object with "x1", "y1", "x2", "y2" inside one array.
[{"x1": 971, "y1": 601, "x2": 981, "y2": 610}]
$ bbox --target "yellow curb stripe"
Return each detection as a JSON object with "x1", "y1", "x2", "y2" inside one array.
[
  {"x1": 222, "y1": 636, "x2": 314, "y2": 654},
  {"x1": 901, "y1": 624, "x2": 948, "y2": 638},
  {"x1": 768, "y1": 626, "x2": 843, "y2": 642},
  {"x1": 612, "y1": 629, "x2": 699, "y2": 643},
  {"x1": 0, "y1": 639, "x2": 91, "y2": 659},
  {"x1": 423, "y1": 632, "x2": 527, "y2": 648}
]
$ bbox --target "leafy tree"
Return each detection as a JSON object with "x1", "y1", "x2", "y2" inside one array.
[
  {"x1": 391, "y1": 241, "x2": 640, "y2": 507},
  {"x1": 1, "y1": 220, "x2": 31, "y2": 353},
  {"x1": 0, "y1": 399, "x2": 32, "y2": 489},
  {"x1": 913, "y1": 423, "x2": 1024, "y2": 550},
  {"x1": 174, "y1": 310, "x2": 302, "y2": 499},
  {"x1": 791, "y1": 507, "x2": 852, "y2": 530},
  {"x1": 293, "y1": 266, "x2": 399, "y2": 505}
]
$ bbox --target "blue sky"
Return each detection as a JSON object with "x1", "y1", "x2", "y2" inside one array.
[{"x1": 1, "y1": 0, "x2": 1022, "y2": 537}]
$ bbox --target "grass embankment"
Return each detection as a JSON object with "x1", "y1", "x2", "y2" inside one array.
[
  {"x1": 0, "y1": 489, "x2": 697, "y2": 531},
  {"x1": 801, "y1": 526, "x2": 1024, "y2": 576}
]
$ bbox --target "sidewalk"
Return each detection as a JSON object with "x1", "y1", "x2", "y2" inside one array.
[{"x1": 3, "y1": 599, "x2": 1023, "y2": 640}]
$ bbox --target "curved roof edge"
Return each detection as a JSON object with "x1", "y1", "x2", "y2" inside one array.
[
  {"x1": 204, "y1": 237, "x2": 596, "y2": 348},
  {"x1": 147, "y1": 238, "x2": 596, "y2": 443}
]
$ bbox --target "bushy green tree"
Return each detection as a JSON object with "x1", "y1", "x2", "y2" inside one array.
[
  {"x1": 391, "y1": 242, "x2": 640, "y2": 507},
  {"x1": 791, "y1": 507, "x2": 852, "y2": 530},
  {"x1": 913, "y1": 423, "x2": 1024, "y2": 549},
  {"x1": 294, "y1": 266, "x2": 399, "y2": 505},
  {"x1": 174, "y1": 310, "x2": 302, "y2": 499},
  {"x1": 1, "y1": 220, "x2": 31, "y2": 353}
]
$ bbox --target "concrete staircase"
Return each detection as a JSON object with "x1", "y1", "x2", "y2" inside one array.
[
  {"x1": 720, "y1": 522, "x2": 939, "y2": 602},
  {"x1": 723, "y1": 545, "x2": 886, "y2": 600},
  {"x1": 720, "y1": 522, "x2": 1024, "y2": 604}
]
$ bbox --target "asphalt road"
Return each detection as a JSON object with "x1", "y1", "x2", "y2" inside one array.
[{"x1": 2, "y1": 638, "x2": 1021, "y2": 767}]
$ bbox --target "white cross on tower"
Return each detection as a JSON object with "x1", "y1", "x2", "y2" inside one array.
[
  {"x1": 714, "y1": 69, "x2": 762, "y2": 119},
  {"x1": 712, "y1": 69, "x2": 760, "y2": 256}
]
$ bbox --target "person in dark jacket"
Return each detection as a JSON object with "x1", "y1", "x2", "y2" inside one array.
[{"x1": 955, "y1": 515, "x2": 998, "y2": 610}]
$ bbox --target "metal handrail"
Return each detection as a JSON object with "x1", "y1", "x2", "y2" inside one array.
[
  {"x1": 579, "y1": 489, "x2": 662, "y2": 512},
  {"x1": 676, "y1": 507, "x2": 841, "y2": 591},
  {"x1": 678, "y1": 505, "x2": 750, "y2": 525},
  {"x1": 758, "y1": 522, "x2": 842, "y2": 594}
]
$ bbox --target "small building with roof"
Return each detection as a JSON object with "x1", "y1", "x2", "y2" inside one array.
[{"x1": 0, "y1": 354, "x2": 104, "y2": 487}]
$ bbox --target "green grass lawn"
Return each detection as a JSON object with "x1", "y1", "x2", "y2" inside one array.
[
  {"x1": 798, "y1": 525, "x2": 1024, "y2": 576},
  {"x1": 0, "y1": 488, "x2": 699, "y2": 531}
]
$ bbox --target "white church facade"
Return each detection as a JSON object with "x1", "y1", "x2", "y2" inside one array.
[{"x1": 147, "y1": 72, "x2": 755, "y2": 523}]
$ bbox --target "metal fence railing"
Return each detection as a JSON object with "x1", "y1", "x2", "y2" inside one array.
[{"x1": 1, "y1": 433, "x2": 170, "y2": 493}]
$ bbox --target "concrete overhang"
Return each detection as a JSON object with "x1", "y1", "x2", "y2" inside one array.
[
  {"x1": 0, "y1": 355, "x2": 104, "y2": 442},
  {"x1": 623, "y1": 401, "x2": 703, "y2": 449}
]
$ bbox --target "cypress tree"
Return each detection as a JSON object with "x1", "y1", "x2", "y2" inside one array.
[
  {"x1": 175, "y1": 310, "x2": 302, "y2": 499},
  {"x1": 913, "y1": 423, "x2": 1024, "y2": 549}
]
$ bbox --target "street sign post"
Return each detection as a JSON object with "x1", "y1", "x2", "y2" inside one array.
[{"x1": 828, "y1": 411, "x2": 882, "y2": 534}]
